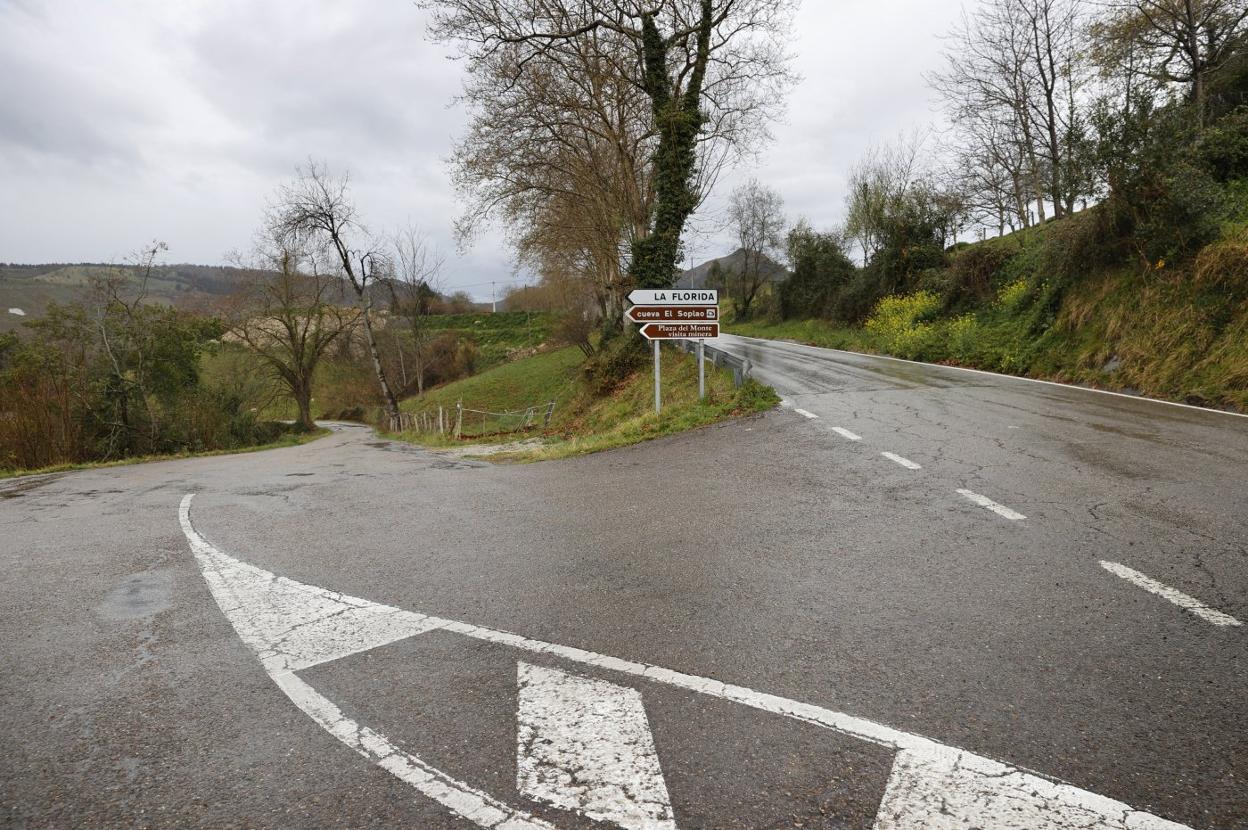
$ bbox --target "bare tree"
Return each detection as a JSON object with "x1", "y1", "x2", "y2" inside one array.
[
  {"x1": 1017, "y1": 0, "x2": 1087, "y2": 218},
  {"x1": 226, "y1": 241, "x2": 356, "y2": 431},
  {"x1": 1095, "y1": 0, "x2": 1248, "y2": 126},
  {"x1": 423, "y1": 0, "x2": 797, "y2": 299},
  {"x1": 387, "y1": 226, "x2": 444, "y2": 396},
  {"x1": 727, "y1": 179, "x2": 785, "y2": 320},
  {"x1": 268, "y1": 163, "x2": 401, "y2": 422},
  {"x1": 844, "y1": 134, "x2": 929, "y2": 262}
]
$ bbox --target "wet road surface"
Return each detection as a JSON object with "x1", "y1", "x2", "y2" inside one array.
[{"x1": 2, "y1": 337, "x2": 1247, "y2": 828}]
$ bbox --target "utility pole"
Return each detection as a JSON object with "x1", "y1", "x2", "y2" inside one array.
[{"x1": 491, "y1": 281, "x2": 496, "y2": 313}]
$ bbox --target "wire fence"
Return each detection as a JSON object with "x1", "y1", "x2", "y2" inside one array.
[{"x1": 390, "y1": 399, "x2": 556, "y2": 439}]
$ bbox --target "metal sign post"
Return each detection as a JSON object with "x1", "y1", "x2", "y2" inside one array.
[
  {"x1": 627, "y1": 290, "x2": 719, "y2": 416},
  {"x1": 697, "y1": 340, "x2": 706, "y2": 402},
  {"x1": 653, "y1": 340, "x2": 661, "y2": 414}
]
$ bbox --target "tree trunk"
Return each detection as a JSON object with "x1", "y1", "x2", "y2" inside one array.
[
  {"x1": 293, "y1": 379, "x2": 314, "y2": 431},
  {"x1": 354, "y1": 287, "x2": 400, "y2": 422}
]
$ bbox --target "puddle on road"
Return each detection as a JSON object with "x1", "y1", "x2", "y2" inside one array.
[{"x1": 96, "y1": 570, "x2": 173, "y2": 621}]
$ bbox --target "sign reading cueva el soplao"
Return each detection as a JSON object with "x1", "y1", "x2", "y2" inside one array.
[
  {"x1": 639, "y1": 322, "x2": 720, "y2": 340},
  {"x1": 628, "y1": 289, "x2": 718, "y2": 307},
  {"x1": 625, "y1": 305, "x2": 718, "y2": 323}
]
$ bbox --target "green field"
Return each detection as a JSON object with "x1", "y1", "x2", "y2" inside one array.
[{"x1": 422, "y1": 311, "x2": 558, "y2": 371}]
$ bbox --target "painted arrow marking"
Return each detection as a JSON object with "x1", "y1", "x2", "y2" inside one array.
[
  {"x1": 518, "y1": 663, "x2": 676, "y2": 830},
  {"x1": 179, "y1": 494, "x2": 1191, "y2": 830}
]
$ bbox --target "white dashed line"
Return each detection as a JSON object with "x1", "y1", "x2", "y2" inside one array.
[
  {"x1": 956, "y1": 489, "x2": 1026, "y2": 521},
  {"x1": 794, "y1": 408, "x2": 819, "y2": 419},
  {"x1": 832, "y1": 427, "x2": 862, "y2": 441},
  {"x1": 881, "y1": 452, "x2": 921, "y2": 470},
  {"x1": 1100, "y1": 561, "x2": 1242, "y2": 627}
]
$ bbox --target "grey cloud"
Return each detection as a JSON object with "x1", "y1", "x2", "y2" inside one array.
[{"x1": 1, "y1": 0, "x2": 973, "y2": 298}]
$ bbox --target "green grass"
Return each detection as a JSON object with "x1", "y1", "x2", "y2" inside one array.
[
  {"x1": 391, "y1": 343, "x2": 778, "y2": 461},
  {"x1": 0, "y1": 427, "x2": 330, "y2": 480},
  {"x1": 424, "y1": 311, "x2": 559, "y2": 371}
]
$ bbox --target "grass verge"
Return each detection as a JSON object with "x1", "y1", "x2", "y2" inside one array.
[
  {"x1": 389, "y1": 344, "x2": 778, "y2": 461},
  {"x1": 0, "y1": 427, "x2": 330, "y2": 481}
]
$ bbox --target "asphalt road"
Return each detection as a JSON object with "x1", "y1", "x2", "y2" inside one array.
[{"x1": 2, "y1": 336, "x2": 1246, "y2": 829}]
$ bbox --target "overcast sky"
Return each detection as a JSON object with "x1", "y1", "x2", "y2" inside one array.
[{"x1": 1, "y1": 0, "x2": 966, "y2": 301}]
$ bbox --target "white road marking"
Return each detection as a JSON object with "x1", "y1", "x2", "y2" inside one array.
[
  {"x1": 180, "y1": 495, "x2": 1189, "y2": 830},
  {"x1": 832, "y1": 427, "x2": 862, "y2": 441},
  {"x1": 881, "y1": 452, "x2": 921, "y2": 470},
  {"x1": 794, "y1": 408, "x2": 819, "y2": 419},
  {"x1": 1100, "y1": 561, "x2": 1242, "y2": 628},
  {"x1": 872, "y1": 745, "x2": 1182, "y2": 830},
  {"x1": 956, "y1": 489, "x2": 1026, "y2": 521},
  {"x1": 517, "y1": 663, "x2": 676, "y2": 830},
  {"x1": 179, "y1": 495, "x2": 554, "y2": 830}
]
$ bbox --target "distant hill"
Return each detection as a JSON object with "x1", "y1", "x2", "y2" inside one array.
[
  {"x1": 677, "y1": 249, "x2": 789, "y2": 291},
  {"x1": 0, "y1": 263, "x2": 246, "y2": 333}
]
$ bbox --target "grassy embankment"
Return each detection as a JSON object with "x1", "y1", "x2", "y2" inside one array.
[
  {"x1": 729, "y1": 209, "x2": 1248, "y2": 412},
  {"x1": 0, "y1": 428, "x2": 329, "y2": 481},
  {"x1": 256, "y1": 311, "x2": 561, "y2": 422},
  {"x1": 389, "y1": 342, "x2": 777, "y2": 461}
]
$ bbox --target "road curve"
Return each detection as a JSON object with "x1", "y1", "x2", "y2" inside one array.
[{"x1": 2, "y1": 336, "x2": 1246, "y2": 828}]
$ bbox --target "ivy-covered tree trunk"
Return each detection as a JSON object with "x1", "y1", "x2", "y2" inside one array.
[{"x1": 627, "y1": 1, "x2": 713, "y2": 290}]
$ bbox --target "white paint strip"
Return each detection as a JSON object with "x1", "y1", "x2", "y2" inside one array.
[
  {"x1": 517, "y1": 663, "x2": 676, "y2": 830},
  {"x1": 871, "y1": 744, "x2": 1185, "y2": 830},
  {"x1": 180, "y1": 495, "x2": 1190, "y2": 830},
  {"x1": 832, "y1": 427, "x2": 862, "y2": 441},
  {"x1": 1100, "y1": 561, "x2": 1242, "y2": 628},
  {"x1": 881, "y1": 452, "x2": 921, "y2": 470},
  {"x1": 179, "y1": 495, "x2": 554, "y2": 830},
  {"x1": 723, "y1": 333, "x2": 1248, "y2": 420},
  {"x1": 794, "y1": 408, "x2": 819, "y2": 419},
  {"x1": 956, "y1": 489, "x2": 1026, "y2": 521}
]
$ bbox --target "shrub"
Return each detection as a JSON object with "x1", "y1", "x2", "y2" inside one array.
[
  {"x1": 1195, "y1": 106, "x2": 1248, "y2": 182},
  {"x1": 944, "y1": 244, "x2": 1015, "y2": 309},
  {"x1": 582, "y1": 336, "x2": 648, "y2": 396},
  {"x1": 864, "y1": 291, "x2": 942, "y2": 359}
]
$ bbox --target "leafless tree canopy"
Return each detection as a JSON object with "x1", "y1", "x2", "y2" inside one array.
[
  {"x1": 727, "y1": 178, "x2": 784, "y2": 320},
  {"x1": 1095, "y1": 0, "x2": 1248, "y2": 126},
  {"x1": 423, "y1": 0, "x2": 797, "y2": 317},
  {"x1": 267, "y1": 162, "x2": 401, "y2": 420},
  {"x1": 226, "y1": 239, "x2": 357, "y2": 431}
]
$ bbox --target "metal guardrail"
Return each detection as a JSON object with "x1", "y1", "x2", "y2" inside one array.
[{"x1": 669, "y1": 339, "x2": 752, "y2": 387}]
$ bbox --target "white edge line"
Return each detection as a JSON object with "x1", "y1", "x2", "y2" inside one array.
[
  {"x1": 1100, "y1": 560, "x2": 1242, "y2": 627},
  {"x1": 956, "y1": 489, "x2": 1026, "y2": 521},
  {"x1": 794, "y1": 408, "x2": 819, "y2": 419},
  {"x1": 832, "y1": 427, "x2": 862, "y2": 441},
  {"x1": 881, "y1": 452, "x2": 922, "y2": 470},
  {"x1": 723, "y1": 334, "x2": 1248, "y2": 420}
]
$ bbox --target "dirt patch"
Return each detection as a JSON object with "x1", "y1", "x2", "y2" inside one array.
[{"x1": 434, "y1": 438, "x2": 548, "y2": 460}]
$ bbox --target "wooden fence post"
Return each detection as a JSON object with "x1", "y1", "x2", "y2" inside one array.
[{"x1": 454, "y1": 399, "x2": 463, "y2": 439}]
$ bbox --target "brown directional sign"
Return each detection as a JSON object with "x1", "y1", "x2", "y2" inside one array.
[
  {"x1": 639, "y1": 322, "x2": 720, "y2": 340},
  {"x1": 626, "y1": 305, "x2": 718, "y2": 323}
]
